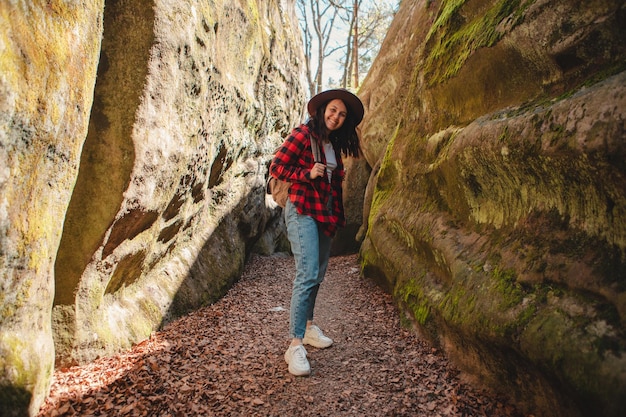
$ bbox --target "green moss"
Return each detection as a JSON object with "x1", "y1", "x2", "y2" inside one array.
[
  {"x1": 446, "y1": 261, "x2": 532, "y2": 338},
  {"x1": 139, "y1": 299, "x2": 162, "y2": 324},
  {"x1": 497, "y1": 125, "x2": 509, "y2": 143},
  {"x1": 518, "y1": 292, "x2": 626, "y2": 415},
  {"x1": 438, "y1": 286, "x2": 475, "y2": 325},
  {"x1": 518, "y1": 302, "x2": 537, "y2": 325},
  {"x1": 247, "y1": 0, "x2": 260, "y2": 25},
  {"x1": 492, "y1": 266, "x2": 524, "y2": 308},
  {"x1": 0, "y1": 339, "x2": 28, "y2": 387},
  {"x1": 0, "y1": 278, "x2": 33, "y2": 321},
  {"x1": 387, "y1": 219, "x2": 416, "y2": 250},
  {"x1": 127, "y1": 305, "x2": 158, "y2": 342},
  {"x1": 499, "y1": 62, "x2": 626, "y2": 123},
  {"x1": 423, "y1": 0, "x2": 528, "y2": 86},
  {"x1": 375, "y1": 123, "x2": 400, "y2": 190},
  {"x1": 368, "y1": 189, "x2": 391, "y2": 232},
  {"x1": 581, "y1": 62, "x2": 626, "y2": 88},
  {"x1": 367, "y1": 125, "x2": 400, "y2": 230},
  {"x1": 426, "y1": 0, "x2": 465, "y2": 39},
  {"x1": 359, "y1": 240, "x2": 390, "y2": 291},
  {"x1": 395, "y1": 273, "x2": 431, "y2": 325}
]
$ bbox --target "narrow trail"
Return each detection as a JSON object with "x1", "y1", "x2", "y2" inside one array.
[{"x1": 38, "y1": 254, "x2": 521, "y2": 417}]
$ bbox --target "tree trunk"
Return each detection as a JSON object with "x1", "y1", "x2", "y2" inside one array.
[{"x1": 353, "y1": 0, "x2": 359, "y2": 88}]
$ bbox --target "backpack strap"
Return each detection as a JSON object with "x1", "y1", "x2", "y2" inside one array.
[{"x1": 310, "y1": 136, "x2": 321, "y2": 163}]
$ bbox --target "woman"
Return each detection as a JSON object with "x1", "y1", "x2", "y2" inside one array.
[{"x1": 269, "y1": 89, "x2": 364, "y2": 376}]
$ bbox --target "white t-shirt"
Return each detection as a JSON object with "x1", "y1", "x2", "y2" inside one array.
[{"x1": 323, "y1": 142, "x2": 337, "y2": 182}]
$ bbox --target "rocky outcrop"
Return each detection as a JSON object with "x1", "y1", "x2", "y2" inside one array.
[
  {"x1": 1, "y1": 0, "x2": 305, "y2": 415},
  {"x1": 0, "y1": 1, "x2": 105, "y2": 415},
  {"x1": 357, "y1": 1, "x2": 626, "y2": 417}
]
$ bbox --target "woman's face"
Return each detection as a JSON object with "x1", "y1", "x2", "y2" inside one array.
[{"x1": 324, "y1": 99, "x2": 347, "y2": 131}]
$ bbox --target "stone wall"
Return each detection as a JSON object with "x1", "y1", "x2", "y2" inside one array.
[
  {"x1": 0, "y1": 1, "x2": 105, "y2": 415},
  {"x1": 357, "y1": 1, "x2": 626, "y2": 416},
  {"x1": 0, "y1": 0, "x2": 306, "y2": 415}
]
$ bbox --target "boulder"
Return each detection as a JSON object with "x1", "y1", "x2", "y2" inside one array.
[
  {"x1": 358, "y1": 1, "x2": 626, "y2": 416},
  {"x1": 52, "y1": 0, "x2": 306, "y2": 365},
  {"x1": 0, "y1": 1, "x2": 105, "y2": 415},
  {"x1": 0, "y1": 0, "x2": 306, "y2": 415}
]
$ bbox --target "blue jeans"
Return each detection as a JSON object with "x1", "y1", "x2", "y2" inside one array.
[{"x1": 284, "y1": 199, "x2": 332, "y2": 339}]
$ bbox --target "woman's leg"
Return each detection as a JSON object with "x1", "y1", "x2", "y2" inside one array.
[
  {"x1": 306, "y1": 225, "x2": 332, "y2": 322},
  {"x1": 284, "y1": 199, "x2": 321, "y2": 340}
]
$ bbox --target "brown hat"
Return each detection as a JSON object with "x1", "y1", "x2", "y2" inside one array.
[{"x1": 307, "y1": 89, "x2": 365, "y2": 125}]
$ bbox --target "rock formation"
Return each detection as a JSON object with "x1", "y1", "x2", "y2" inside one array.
[
  {"x1": 357, "y1": 1, "x2": 625, "y2": 417},
  {"x1": 0, "y1": 1, "x2": 105, "y2": 415},
  {"x1": 0, "y1": 0, "x2": 305, "y2": 415}
]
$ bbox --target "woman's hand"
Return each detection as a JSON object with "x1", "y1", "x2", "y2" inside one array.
[{"x1": 310, "y1": 162, "x2": 327, "y2": 179}]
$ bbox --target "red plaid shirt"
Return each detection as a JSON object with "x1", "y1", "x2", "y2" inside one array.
[{"x1": 270, "y1": 124, "x2": 346, "y2": 237}]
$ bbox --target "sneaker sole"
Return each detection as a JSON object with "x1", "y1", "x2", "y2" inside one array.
[
  {"x1": 302, "y1": 337, "x2": 333, "y2": 349},
  {"x1": 288, "y1": 364, "x2": 311, "y2": 376}
]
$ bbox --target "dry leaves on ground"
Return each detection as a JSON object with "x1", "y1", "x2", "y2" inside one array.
[{"x1": 38, "y1": 254, "x2": 522, "y2": 417}]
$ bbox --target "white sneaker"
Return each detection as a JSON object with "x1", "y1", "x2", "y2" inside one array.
[
  {"x1": 284, "y1": 344, "x2": 310, "y2": 376},
  {"x1": 303, "y1": 324, "x2": 333, "y2": 348}
]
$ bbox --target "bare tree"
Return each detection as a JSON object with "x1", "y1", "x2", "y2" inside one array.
[
  {"x1": 336, "y1": 0, "x2": 362, "y2": 89},
  {"x1": 298, "y1": 0, "x2": 398, "y2": 93},
  {"x1": 352, "y1": 0, "x2": 359, "y2": 87},
  {"x1": 339, "y1": 1, "x2": 396, "y2": 89},
  {"x1": 297, "y1": 0, "x2": 341, "y2": 95},
  {"x1": 358, "y1": 1, "x2": 397, "y2": 74}
]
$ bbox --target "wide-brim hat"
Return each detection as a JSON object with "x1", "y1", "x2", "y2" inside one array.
[{"x1": 307, "y1": 88, "x2": 365, "y2": 125}]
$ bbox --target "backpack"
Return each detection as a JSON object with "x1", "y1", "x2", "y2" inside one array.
[{"x1": 266, "y1": 175, "x2": 290, "y2": 208}]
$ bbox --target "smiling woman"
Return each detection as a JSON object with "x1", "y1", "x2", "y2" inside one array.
[
  {"x1": 269, "y1": 88, "x2": 364, "y2": 376},
  {"x1": 322, "y1": 99, "x2": 347, "y2": 131}
]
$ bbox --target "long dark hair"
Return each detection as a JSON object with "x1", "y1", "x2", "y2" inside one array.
[{"x1": 307, "y1": 100, "x2": 361, "y2": 158}]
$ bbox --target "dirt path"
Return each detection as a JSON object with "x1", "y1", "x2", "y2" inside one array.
[{"x1": 38, "y1": 254, "x2": 521, "y2": 416}]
